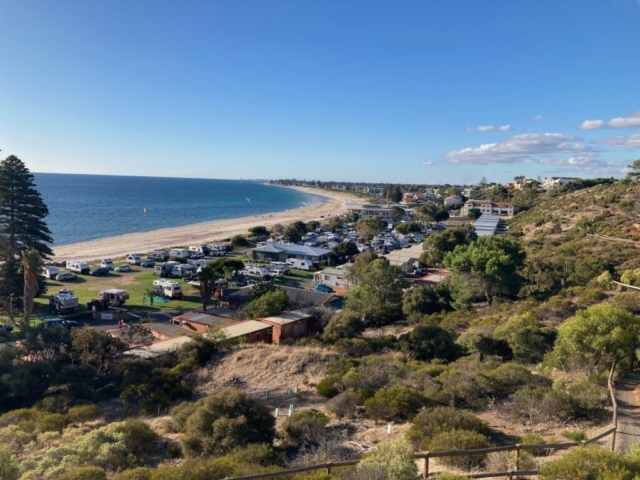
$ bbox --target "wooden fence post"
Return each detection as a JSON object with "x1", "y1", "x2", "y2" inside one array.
[
  {"x1": 612, "y1": 425, "x2": 618, "y2": 452},
  {"x1": 515, "y1": 444, "x2": 520, "y2": 471},
  {"x1": 326, "y1": 461, "x2": 332, "y2": 475},
  {"x1": 423, "y1": 453, "x2": 430, "y2": 480}
]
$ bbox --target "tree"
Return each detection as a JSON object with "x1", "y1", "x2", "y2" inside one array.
[
  {"x1": 306, "y1": 220, "x2": 320, "y2": 232},
  {"x1": 467, "y1": 208, "x2": 482, "y2": 220},
  {"x1": 272, "y1": 223, "x2": 284, "y2": 236},
  {"x1": 196, "y1": 263, "x2": 220, "y2": 311},
  {"x1": 20, "y1": 249, "x2": 44, "y2": 325},
  {"x1": 626, "y1": 159, "x2": 640, "y2": 180},
  {"x1": 243, "y1": 289, "x2": 289, "y2": 319},
  {"x1": 0, "y1": 156, "x2": 53, "y2": 256},
  {"x1": 386, "y1": 185, "x2": 403, "y2": 203},
  {"x1": 283, "y1": 224, "x2": 303, "y2": 243},
  {"x1": 248, "y1": 226, "x2": 269, "y2": 237},
  {"x1": 444, "y1": 236, "x2": 526, "y2": 307},
  {"x1": 231, "y1": 234, "x2": 250, "y2": 247},
  {"x1": 420, "y1": 227, "x2": 475, "y2": 266},
  {"x1": 394, "y1": 222, "x2": 421, "y2": 235},
  {"x1": 551, "y1": 304, "x2": 640, "y2": 373},
  {"x1": 402, "y1": 284, "x2": 451, "y2": 316},
  {"x1": 344, "y1": 250, "x2": 378, "y2": 286},
  {"x1": 70, "y1": 326, "x2": 128, "y2": 375},
  {"x1": 345, "y1": 259, "x2": 406, "y2": 326},
  {"x1": 321, "y1": 311, "x2": 365, "y2": 342},
  {"x1": 389, "y1": 207, "x2": 406, "y2": 224},
  {"x1": 249, "y1": 282, "x2": 278, "y2": 301},
  {"x1": 398, "y1": 325, "x2": 461, "y2": 362},
  {"x1": 416, "y1": 204, "x2": 449, "y2": 223},
  {"x1": 331, "y1": 242, "x2": 358, "y2": 259},
  {"x1": 356, "y1": 217, "x2": 384, "y2": 241}
]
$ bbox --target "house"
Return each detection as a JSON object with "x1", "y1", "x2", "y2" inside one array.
[
  {"x1": 258, "y1": 309, "x2": 313, "y2": 344},
  {"x1": 461, "y1": 200, "x2": 515, "y2": 217},
  {"x1": 543, "y1": 177, "x2": 579, "y2": 190},
  {"x1": 146, "y1": 322, "x2": 194, "y2": 340},
  {"x1": 220, "y1": 320, "x2": 273, "y2": 343},
  {"x1": 346, "y1": 203, "x2": 395, "y2": 220},
  {"x1": 443, "y1": 195, "x2": 463, "y2": 206},
  {"x1": 251, "y1": 242, "x2": 330, "y2": 263},
  {"x1": 383, "y1": 243, "x2": 424, "y2": 273},
  {"x1": 314, "y1": 267, "x2": 351, "y2": 290},
  {"x1": 172, "y1": 308, "x2": 235, "y2": 334}
]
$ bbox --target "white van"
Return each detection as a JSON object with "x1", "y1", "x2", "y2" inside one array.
[
  {"x1": 101, "y1": 259, "x2": 114, "y2": 270},
  {"x1": 67, "y1": 261, "x2": 90, "y2": 275},
  {"x1": 243, "y1": 265, "x2": 271, "y2": 278},
  {"x1": 285, "y1": 258, "x2": 315, "y2": 271},
  {"x1": 169, "y1": 248, "x2": 190, "y2": 259},
  {"x1": 207, "y1": 244, "x2": 227, "y2": 257},
  {"x1": 126, "y1": 253, "x2": 141, "y2": 265},
  {"x1": 42, "y1": 266, "x2": 60, "y2": 279},
  {"x1": 152, "y1": 279, "x2": 183, "y2": 299}
]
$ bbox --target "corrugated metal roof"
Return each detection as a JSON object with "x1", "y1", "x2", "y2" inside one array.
[
  {"x1": 261, "y1": 309, "x2": 312, "y2": 325},
  {"x1": 383, "y1": 243, "x2": 423, "y2": 266},
  {"x1": 126, "y1": 336, "x2": 192, "y2": 359},
  {"x1": 221, "y1": 320, "x2": 271, "y2": 339}
]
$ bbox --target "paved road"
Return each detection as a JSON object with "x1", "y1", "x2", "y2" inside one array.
[{"x1": 615, "y1": 370, "x2": 640, "y2": 452}]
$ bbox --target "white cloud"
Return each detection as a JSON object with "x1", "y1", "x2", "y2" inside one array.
[
  {"x1": 532, "y1": 115, "x2": 543, "y2": 120},
  {"x1": 445, "y1": 133, "x2": 592, "y2": 164},
  {"x1": 538, "y1": 156, "x2": 627, "y2": 175},
  {"x1": 467, "y1": 124, "x2": 511, "y2": 132},
  {"x1": 423, "y1": 161, "x2": 434, "y2": 166},
  {"x1": 578, "y1": 111, "x2": 640, "y2": 130},
  {"x1": 579, "y1": 119, "x2": 605, "y2": 130},
  {"x1": 594, "y1": 133, "x2": 640, "y2": 148}
]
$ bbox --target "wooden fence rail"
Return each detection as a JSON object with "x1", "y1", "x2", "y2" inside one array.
[{"x1": 223, "y1": 426, "x2": 617, "y2": 480}]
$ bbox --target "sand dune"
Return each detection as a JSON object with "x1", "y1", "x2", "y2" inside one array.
[{"x1": 53, "y1": 186, "x2": 360, "y2": 262}]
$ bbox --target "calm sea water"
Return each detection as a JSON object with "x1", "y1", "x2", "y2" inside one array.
[{"x1": 33, "y1": 174, "x2": 327, "y2": 246}]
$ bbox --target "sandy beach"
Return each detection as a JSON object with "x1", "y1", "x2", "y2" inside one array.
[{"x1": 53, "y1": 186, "x2": 361, "y2": 262}]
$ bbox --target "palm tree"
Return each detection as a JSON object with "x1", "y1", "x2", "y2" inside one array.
[
  {"x1": 21, "y1": 249, "x2": 44, "y2": 325},
  {"x1": 197, "y1": 264, "x2": 219, "y2": 311}
]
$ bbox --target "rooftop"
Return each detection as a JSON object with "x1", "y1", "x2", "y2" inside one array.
[
  {"x1": 221, "y1": 320, "x2": 272, "y2": 339},
  {"x1": 252, "y1": 242, "x2": 330, "y2": 257},
  {"x1": 126, "y1": 336, "x2": 191, "y2": 359},
  {"x1": 383, "y1": 243, "x2": 424, "y2": 266},
  {"x1": 174, "y1": 312, "x2": 228, "y2": 327},
  {"x1": 261, "y1": 309, "x2": 313, "y2": 325},
  {"x1": 145, "y1": 322, "x2": 194, "y2": 338}
]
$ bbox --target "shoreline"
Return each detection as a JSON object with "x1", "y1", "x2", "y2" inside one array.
[{"x1": 52, "y1": 185, "x2": 360, "y2": 262}]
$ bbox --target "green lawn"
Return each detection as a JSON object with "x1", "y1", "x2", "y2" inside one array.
[{"x1": 34, "y1": 270, "x2": 205, "y2": 315}]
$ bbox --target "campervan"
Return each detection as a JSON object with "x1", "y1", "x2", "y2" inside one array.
[
  {"x1": 154, "y1": 261, "x2": 181, "y2": 278},
  {"x1": 207, "y1": 244, "x2": 227, "y2": 257},
  {"x1": 98, "y1": 289, "x2": 130, "y2": 307},
  {"x1": 189, "y1": 245, "x2": 210, "y2": 256},
  {"x1": 126, "y1": 253, "x2": 142, "y2": 265},
  {"x1": 42, "y1": 266, "x2": 60, "y2": 279},
  {"x1": 242, "y1": 265, "x2": 271, "y2": 279},
  {"x1": 67, "y1": 261, "x2": 90, "y2": 275},
  {"x1": 285, "y1": 258, "x2": 315, "y2": 271},
  {"x1": 269, "y1": 261, "x2": 290, "y2": 277},
  {"x1": 152, "y1": 279, "x2": 183, "y2": 299}
]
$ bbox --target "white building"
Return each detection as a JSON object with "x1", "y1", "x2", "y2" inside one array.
[
  {"x1": 462, "y1": 200, "x2": 515, "y2": 217},
  {"x1": 543, "y1": 177, "x2": 580, "y2": 190},
  {"x1": 443, "y1": 195, "x2": 463, "y2": 206},
  {"x1": 346, "y1": 203, "x2": 395, "y2": 220}
]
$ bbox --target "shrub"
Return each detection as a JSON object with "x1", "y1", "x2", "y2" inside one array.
[
  {"x1": 428, "y1": 429, "x2": 492, "y2": 470},
  {"x1": 113, "y1": 468, "x2": 153, "y2": 480},
  {"x1": 58, "y1": 467, "x2": 107, "y2": 480},
  {"x1": 485, "y1": 450, "x2": 536, "y2": 474},
  {"x1": 397, "y1": 325, "x2": 460, "y2": 362},
  {"x1": 357, "y1": 436, "x2": 418, "y2": 480},
  {"x1": 316, "y1": 375, "x2": 341, "y2": 398},
  {"x1": 539, "y1": 445, "x2": 634, "y2": 480},
  {"x1": 364, "y1": 386, "x2": 426, "y2": 422},
  {"x1": 334, "y1": 338, "x2": 372, "y2": 357},
  {"x1": 407, "y1": 407, "x2": 490, "y2": 450},
  {"x1": 0, "y1": 445, "x2": 19, "y2": 480},
  {"x1": 39, "y1": 412, "x2": 69, "y2": 433},
  {"x1": 282, "y1": 410, "x2": 330, "y2": 446},
  {"x1": 561, "y1": 430, "x2": 587, "y2": 442},
  {"x1": 231, "y1": 235, "x2": 250, "y2": 247},
  {"x1": 322, "y1": 311, "x2": 365, "y2": 343},
  {"x1": 519, "y1": 433, "x2": 547, "y2": 456},
  {"x1": 68, "y1": 404, "x2": 100, "y2": 425},
  {"x1": 326, "y1": 392, "x2": 360, "y2": 419},
  {"x1": 512, "y1": 388, "x2": 578, "y2": 424},
  {"x1": 172, "y1": 387, "x2": 275, "y2": 457}
]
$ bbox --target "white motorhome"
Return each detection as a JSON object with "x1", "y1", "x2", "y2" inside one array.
[
  {"x1": 42, "y1": 266, "x2": 60, "y2": 279},
  {"x1": 152, "y1": 279, "x2": 183, "y2": 299},
  {"x1": 101, "y1": 259, "x2": 114, "y2": 270},
  {"x1": 126, "y1": 253, "x2": 142, "y2": 265},
  {"x1": 67, "y1": 261, "x2": 90, "y2": 275},
  {"x1": 189, "y1": 245, "x2": 210, "y2": 256},
  {"x1": 269, "y1": 261, "x2": 290, "y2": 277},
  {"x1": 169, "y1": 248, "x2": 190, "y2": 259},
  {"x1": 154, "y1": 261, "x2": 181, "y2": 278},
  {"x1": 207, "y1": 244, "x2": 227, "y2": 257},
  {"x1": 98, "y1": 289, "x2": 130, "y2": 307},
  {"x1": 285, "y1": 258, "x2": 315, "y2": 271}
]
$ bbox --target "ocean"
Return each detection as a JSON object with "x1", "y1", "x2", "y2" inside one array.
[{"x1": 33, "y1": 174, "x2": 327, "y2": 246}]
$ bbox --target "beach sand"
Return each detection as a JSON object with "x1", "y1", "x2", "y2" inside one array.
[{"x1": 53, "y1": 186, "x2": 361, "y2": 262}]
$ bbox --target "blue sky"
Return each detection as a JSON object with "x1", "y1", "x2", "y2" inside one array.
[{"x1": 1, "y1": 0, "x2": 639, "y2": 184}]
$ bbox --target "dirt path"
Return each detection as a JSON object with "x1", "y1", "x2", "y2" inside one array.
[{"x1": 615, "y1": 371, "x2": 640, "y2": 452}]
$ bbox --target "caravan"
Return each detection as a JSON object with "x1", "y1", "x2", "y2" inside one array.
[
  {"x1": 207, "y1": 244, "x2": 227, "y2": 257},
  {"x1": 285, "y1": 258, "x2": 315, "y2": 271},
  {"x1": 126, "y1": 253, "x2": 142, "y2": 265},
  {"x1": 152, "y1": 279, "x2": 183, "y2": 299},
  {"x1": 42, "y1": 266, "x2": 60, "y2": 279},
  {"x1": 67, "y1": 261, "x2": 90, "y2": 275},
  {"x1": 169, "y1": 248, "x2": 190, "y2": 260}
]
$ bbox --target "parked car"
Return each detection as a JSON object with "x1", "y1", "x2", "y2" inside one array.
[
  {"x1": 114, "y1": 264, "x2": 132, "y2": 272},
  {"x1": 141, "y1": 259, "x2": 155, "y2": 267},
  {"x1": 0, "y1": 324, "x2": 14, "y2": 332},
  {"x1": 55, "y1": 272, "x2": 77, "y2": 282},
  {"x1": 90, "y1": 267, "x2": 109, "y2": 276},
  {"x1": 43, "y1": 319, "x2": 78, "y2": 329},
  {"x1": 315, "y1": 284, "x2": 334, "y2": 293}
]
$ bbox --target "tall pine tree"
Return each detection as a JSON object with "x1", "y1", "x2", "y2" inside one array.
[{"x1": 0, "y1": 155, "x2": 52, "y2": 311}]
